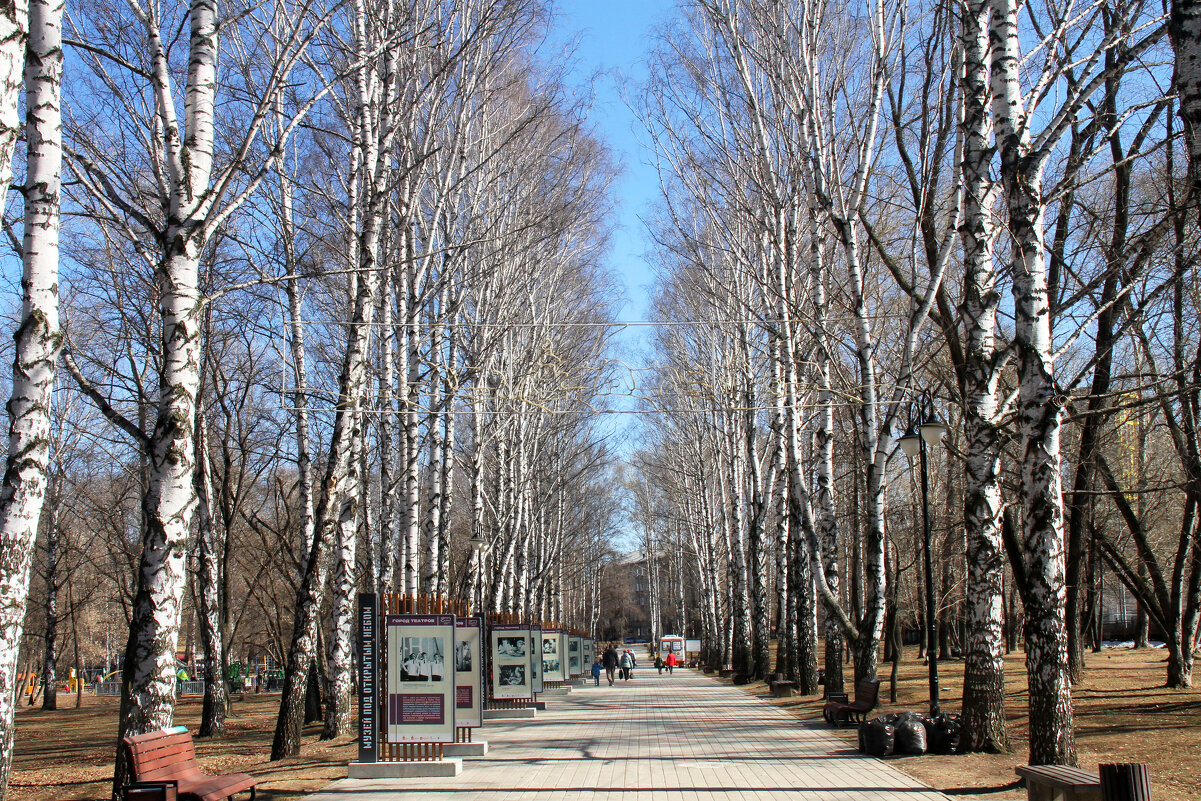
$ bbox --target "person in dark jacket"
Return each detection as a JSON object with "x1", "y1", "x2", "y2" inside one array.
[{"x1": 602, "y1": 644, "x2": 619, "y2": 686}]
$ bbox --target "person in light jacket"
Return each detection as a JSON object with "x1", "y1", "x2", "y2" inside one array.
[{"x1": 619, "y1": 649, "x2": 634, "y2": 681}]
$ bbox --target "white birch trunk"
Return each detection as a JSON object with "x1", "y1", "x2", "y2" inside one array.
[
  {"x1": 958, "y1": 0, "x2": 1008, "y2": 753},
  {"x1": 323, "y1": 410, "x2": 360, "y2": 739},
  {"x1": 423, "y1": 286, "x2": 447, "y2": 595},
  {"x1": 194, "y1": 411, "x2": 226, "y2": 738},
  {"x1": 1171, "y1": 0, "x2": 1201, "y2": 199},
  {"x1": 273, "y1": 0, "x2": 389, "y2": 753},
  {"x1": 989, "y1": 0, "x2": 1074, "y2": 764},
  {"x1": 118, "y1": 0, "x2": 218, "y2": 770},
  {"x1": 0, "y1": 0, "x2": 24, "y2": 223},
  {"x1": 279, "y1": 144, "x2": 315, "y2": 565},
  {"x1": 0, "y1": 1, "x2": 59, "y2": 795},
  {"x1": 378, "y1": 267, "x2": 396, "y2": 593}
]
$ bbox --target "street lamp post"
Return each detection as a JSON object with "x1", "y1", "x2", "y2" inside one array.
[
  {"x1": 898, "y1": 390, "x2": 948, "y2": 717},
  {"x1": 468, "y1": 530, "x2": 489, "y2": 614}
]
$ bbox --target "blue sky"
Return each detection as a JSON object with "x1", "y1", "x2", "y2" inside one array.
[
  {"x1": 550, "y1": 0, "x2": 675, "y2": 448},
  {"x1": 553, "y1": 0, "x2": 671, "y2": 323}
]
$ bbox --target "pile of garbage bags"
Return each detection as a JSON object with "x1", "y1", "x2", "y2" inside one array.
[{"x1": 857, "y1": 711, "x2": 962, "y2": 757}]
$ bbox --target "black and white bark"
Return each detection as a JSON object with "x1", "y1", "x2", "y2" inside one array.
[{"x1": 0, "y1": 0, "x2": 61, "y2": 794}]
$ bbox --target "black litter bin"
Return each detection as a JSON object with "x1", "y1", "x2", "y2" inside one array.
[{"x1": 123, "y1": 781, "x2": 178, "y2": 801}]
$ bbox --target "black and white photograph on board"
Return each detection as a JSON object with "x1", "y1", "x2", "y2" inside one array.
[
  {"x1": 455, "y1": 639, "x2": 472, "y2": 672},
  {"x1": 499, "y1": 664, "x2": 526, "y2": 686},
  {"x1": 496, "y1": 636, "x2": 527, "y2": 658},
  {"x1": 397, "y1": 637, "x2": 445, "y2": 681}
]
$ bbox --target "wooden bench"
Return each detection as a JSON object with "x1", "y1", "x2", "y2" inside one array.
[
  {"x1": 821, "y1": 678, "x2": 879, "y2": 727},
  {"x1": 125, "y1": 729, "x2": 256, "y2": 801},
  {"x1": 1015, "y1": 765, "x2": 1101, "y2": 801}
]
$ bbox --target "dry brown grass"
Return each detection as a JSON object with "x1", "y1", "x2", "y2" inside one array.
[
  {"x1": 745, "y1": 645, "x2": 1201, "y2": 800},
  {"x1": 9, "y1": 693, "x2": 353, "y2": 800}
]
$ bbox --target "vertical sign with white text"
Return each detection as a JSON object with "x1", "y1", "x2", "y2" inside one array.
[
  {"x1": 357, "y1": 593, "x2": 377, "y2": 762},
  {"x1": 530, "y1": 624, "x2": 544, "y2": 694}
]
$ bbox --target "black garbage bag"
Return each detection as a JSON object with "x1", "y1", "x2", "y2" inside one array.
[
  {"x1": 858, "y1": 722, "x2": 867, "y2": 753},
  {"x1": 895, "y1": 718, "x2": 928, "y2": 755},
  {"x1": 862, "y1": 719, "x2": 896, "y2": 758},
  {"x1": 924, "y1": 714, "x2": 962, "y2": 755},
  {"x1": 876, "y1": 712, "x2": 902, "y2": 726}
]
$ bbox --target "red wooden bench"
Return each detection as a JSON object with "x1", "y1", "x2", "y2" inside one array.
[
  {"x1": 124, "y1": 729, "x2": 256, "y2": 801},
  {"x1": 822, "y1": 678, "x2": 880, "y2": 727}
]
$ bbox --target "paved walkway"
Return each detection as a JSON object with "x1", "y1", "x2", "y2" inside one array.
[{"x1": 309, "y1": 668, "x2": 948, "y2": 800}]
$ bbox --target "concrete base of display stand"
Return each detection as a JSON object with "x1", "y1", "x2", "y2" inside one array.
[
  {"x1": 483, "y1": 708, "x2": 536, "y2": 720},
  {"x1": 443, "y1": 741, "x2": 489, "y2": 757},
  {"x1": 348, "y1": 759, "x2": 462, "y2": 778},
  {"x1": 541, "y1": 686, "x2": 571, "y2": 695}
]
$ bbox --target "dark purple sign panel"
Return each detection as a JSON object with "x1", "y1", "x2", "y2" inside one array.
[{"x1": 390, "y1": 693, "x2": 445, "y2": 725}]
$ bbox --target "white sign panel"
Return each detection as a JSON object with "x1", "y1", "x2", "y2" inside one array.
[
  {"x1": 542, "y1": 628, "x2": 564, "y2": 682},
  {"x1": 454, "y1": 617, "x2": 482, "y2": 728},
  {"x1": 491, "y1": 624, "x2": 533, "y2": 700},
  {"x1": 568, "y1": 634, "x2": 583, "y2": 676},
  {"x1": 386, "y1": 614, "x2": 455, "y2": 743}
]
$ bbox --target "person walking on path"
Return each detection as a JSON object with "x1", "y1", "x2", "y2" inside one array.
[
  {"x1": 591, "y1": 658, "x2": 602, "y2": 686},
  {"x1": 664, "y1": 650, "x2": 678, "y2": 674},
  {"x1": 602, "y1": 644, "x2": 619, "y2": 685},
  {"x1": 620, "y1": 649, "x2": 634, "y2": 681},
  {"x1": 655, "y1": 654, "x2": 664, "y2": 674}
]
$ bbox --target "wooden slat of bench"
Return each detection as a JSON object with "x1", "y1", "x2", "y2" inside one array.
[
  {"x1": 1017, "y1": 765, "x2": 1101, "y2": 788},
  {"x1": 182, "y1": 771, "x2": 256, "y2": 801},
  {"x1": 136, "y1": 746, "x2": 196, "y2": 763}
]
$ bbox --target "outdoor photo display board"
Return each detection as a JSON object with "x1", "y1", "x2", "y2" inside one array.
[
  {"x1": 542, "y1": 627, "x2": 564, "y2": 682},
  {"x1": 386, "y1": 614, "x2": 455, "y2": 743},
  {"x1": 454, "y1": 616, "x2": 482, "y2": 728},
  {"x1": 559, "y1": 630, "x2": 571, "y2": 678},
  {"x1": 491, "y1": 624, "x2": 533, "y2": 699},
  {"x1": 582, "y1": 638, "x2": 593, "y2": 672},
  {"x1": 567, "y1": 634, "x2": 582, "y2": 676},
  {"x1": 530, "y1": 624, "x2": 544, "y2": 694}
]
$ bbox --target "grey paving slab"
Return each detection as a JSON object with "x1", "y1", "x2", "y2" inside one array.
[{"x1": 307, "y1": 668, "x2": 948, "y2": 800}]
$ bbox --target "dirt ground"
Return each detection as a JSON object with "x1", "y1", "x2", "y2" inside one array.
[
  {"x1": 746, "y1": 645, "x2": 1201, "y2": 800},
  {"x1": 10, "y1": 646, "x2": 1201, "y2": 800},
  {"x1": 9, "y1": 692, "x2": 353, "y2": 801}
]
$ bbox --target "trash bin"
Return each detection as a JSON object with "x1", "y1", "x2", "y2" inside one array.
[{"x1": 123, "y1": 781, "x2": 178, "y2": 801}]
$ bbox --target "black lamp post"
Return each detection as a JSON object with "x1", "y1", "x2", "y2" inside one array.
[
  {"x1": 898, "y1": 390, "x2": 948, "y2": 717},
  {"x1": 468, "y1": 531, "x2": 489, "y2": 613}
]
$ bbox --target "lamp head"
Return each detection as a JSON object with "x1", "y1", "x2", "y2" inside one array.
[
  {"x1": 469, "y1": 533, "x2": 489, "y2": 553},
  {"x1": 919, "y1": 413, "x2": 948, "y2": 446},
  {"x1": 898, "y1": 426, "x2": 921, "y2": 459}
]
